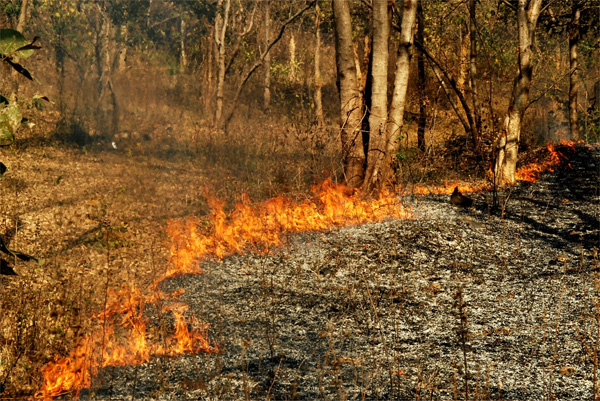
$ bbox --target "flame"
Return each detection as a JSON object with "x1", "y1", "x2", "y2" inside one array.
[
  {"x1": 36, "y1": 179, "x2": 409, "y2": 400},
  {"x1": 34, "y1": 137, "x2": 578, "y2": 398},
  {"x1": 166, "y1": 179, "x2": 410, "y2": 277},
  {"x1": 515, "y1": 140, "x2": 576, "y2": 182},
  {"x1": 36, "y1": 285, "x2": 217, "y2": 400}
]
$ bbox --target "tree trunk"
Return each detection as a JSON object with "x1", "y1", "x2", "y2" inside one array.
[
  {"x1": 495, "y1": 0, "x2": 542, "y2": 186},
  {"x1": 214, "y1": 0, "x2": 231, "y2": 127},
  {"x1": 416, "y1": 0, "x2": 426, "y2": 153},
  {"x1": 456, "y1": 21, "x2": 469, "y2": 93},
  {"x1": 568, "y1": 0, "x2": 580, "y2": 140},
  {"x1": 386, "y1": 0, "x2": 418, "y2": 161},
  {"x1": 180, "y1": 14, "x2": 187, "y2": 72},
  {"x1": 16, "y1": 0, "x2": 28, "y2": 32},
  {"x1": 468, "y1": 0, "x2": 481, "y2": 150},
  {"x1": 263, "y1": 0, "x2": 271, "y2": 111},
  {"x1": 314, "y1": 3, "x2": 324, "y2": 126},
  {"x1": 361, "y1": 0, "x2": 390, "y2": 193},
  {"x1": 332, "y1": 0, "x2": 365, "y2": 188}
]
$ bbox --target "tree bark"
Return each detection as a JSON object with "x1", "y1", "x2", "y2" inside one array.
[
  {"x1": 361, "y1": 0, "x2": 390, "y2": 193},
  {"x1": 495, "y1": 0, "x2": 543, "y2": 186},
  {"x1": 568, "y1": 0, "x2": 581, "y2": 140},
  {"x1": 332, "y1": 0, "x2": 365, "y2": 188},
  {"x1": 214, "y1": 0, "x2": 231, "y2": 127},
  {"x1": 180, "y1": 14, "x2": 187, "y2": 72},
  {"x1": 468, "y1": 0, "x2": 481, "y2": 150},
  {"x1": 416, "y1": 0, "x2": 426, "y2": 152},
  {"x1": 314, "y1": 2, "x2": 324, "y2": 126},
  {"x1": 263, "y1": 0, "x2": 271, "y2": 111},
  {"x1": 16, "y1": 0, "x2": 28, "y2": 32},
  {"x1": 386, "y1": 0, "x2": 418, "y2": 160}
]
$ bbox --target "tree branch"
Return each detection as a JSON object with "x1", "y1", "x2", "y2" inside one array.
[{"x1": 224, "y1": 0, "x2": 317, "y2": 127}]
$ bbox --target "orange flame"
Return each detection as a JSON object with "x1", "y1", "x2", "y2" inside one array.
[
  {"x1": 166, "y1": 179, "x2": 410, "y2": 277},
  {"x1": 36, "y1": 179, "x2": 409, "y2": 400},
  {"x1": 35, "y1": 285, "x2": 216, "y2": 400},
  {"x1": 515, "y1": 140, "x2": 576, "y2": 182}
]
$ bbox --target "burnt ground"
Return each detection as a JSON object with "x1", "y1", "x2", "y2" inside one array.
[{"x1": 80, "y1": 145, "x2": 598, "y2": 401}]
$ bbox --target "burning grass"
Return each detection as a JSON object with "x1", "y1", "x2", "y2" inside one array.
[{"x1": 34, "y1": 179, "x2": 410, "y2": 399}]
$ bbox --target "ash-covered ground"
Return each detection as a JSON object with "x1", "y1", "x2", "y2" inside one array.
[{"x1": 87, "y1": 145, "x2": 599, "y2": 400}]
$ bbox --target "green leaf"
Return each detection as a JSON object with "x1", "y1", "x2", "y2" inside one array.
[
  {"x1": 0, "y1": 29, "x2": 34, "y2": 59},
  {"x1": 0, "y1": 102, "x2": 22, "y2": 144}
]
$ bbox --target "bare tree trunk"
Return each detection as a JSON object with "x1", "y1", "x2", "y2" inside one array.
[
  {"x1": 386, "y1": 0, "x2": 418, "y2": 162},
  {"x1": 214, "y1": 0, "x2": 231, "y2": 127},
  {"x1": 416, "y1": 0, "x2": 426, "y2": 153},
  {"x1": 495, "y1": 0, "x2": 542, "y2": 186},
  {"x1": 205, "y1": 26, "x2": 214, "y2": 115},
  {"x1": 468, "y1": 0, "x2": 481, "y2": 150},
  {"x1": 361, "y1": 0, "x2": 390, "y2": 193},
  {"x1": 180, "y1": 14, "x2": 187, "y2": 72},
  {"x1": 314, "y1": 2, "x2": 324, "y2": 126},
  {"x1": 16, "y1": 0, "x2": 28, "y2": 32},
  {"x1": 263, "y1": 0, "x2": 271, "y2": 111},
  {"x1": 456, "y1": 21, "x2": 468, "y2": 93},
  {"x1": 332, "y1": 0, "x2": 365, "y2": 188},
  {"x1": 10, "y1": 0, "x2": 30, "y2": 95},
  {"x1": 568, "y1": 0, "x2": 581, "y2": 140}
]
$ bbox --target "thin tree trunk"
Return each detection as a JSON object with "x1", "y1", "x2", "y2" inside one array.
[
  {"x1": 263, "y1": 0, "x2": 271, "y2": 111},
  {"x1": 495, "y1": 0, "x2": 542, "y2": 186},
  {"x1": 416, "y1": 0, "x2": 426, "y2": 153},
  {"x1": 568, "y1": 0, "x2": 580, "y2": 140},
  {"x1": 314, "y1": 2, "x2": 324, "y2": 126},
  {"x1": 456, "y1": 21, "x2": 469, "y2": 93},
  {"x1": 214, "y1": 0, "x2": 231, "y2": 127},
  {"x1": 180, "y1": 14, "x2": 187, "y2": 72},
  {"x1": 468, "y1": 0, "x2": 481, "y2": 150},
  {"x1": 205, "y1": 26, "x2": 214, "y2": 114},
  {"x1": 16, "y1": 0, "x2": 28, "y2": 32},
  {"x1": 332, "y1": 0, "x2": 365, "y2": 188},
  {"x1": 362, "y1": 0, "x2": 390, "y2": 193},
  {"x1": 10, "y1": 0, "x2": 30, "y2": 95},
  {"x1": 386, "y1": 0, "x2": 418, "y2": 163}
]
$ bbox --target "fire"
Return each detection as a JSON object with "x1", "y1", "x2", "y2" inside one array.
[
  {"x1": 34, "y1": 138, "x2": 577, "y2": 398},
  {"x1": 36, "y1": 179, "x2": 409, "y2": 400},
  {"x1": 166, "y1": 179, "x2": 410, "y2": 277},
  {"x1": 36, "y1": 285, "x2": 216, "y2": 400},
  {"x1": 515, "y1": 140, "x2": 576, "y2": 182}
]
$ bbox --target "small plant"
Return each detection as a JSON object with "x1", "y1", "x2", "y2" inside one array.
[{"x1": 0, "y1": 29, "x2": 45, "y2": 144}]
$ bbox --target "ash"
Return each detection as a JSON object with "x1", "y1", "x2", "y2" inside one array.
[{"x1": 87, "y1": 145, "x2": 599, "y2": 400}]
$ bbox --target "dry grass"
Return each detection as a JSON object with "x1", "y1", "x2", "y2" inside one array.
[{"x1": 0, "y1": 109, "x2": 341, "y2": 397}]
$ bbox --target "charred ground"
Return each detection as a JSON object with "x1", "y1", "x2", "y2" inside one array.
[{"x1": 63, "y1": 144, "x2": 600, "y2": 400}]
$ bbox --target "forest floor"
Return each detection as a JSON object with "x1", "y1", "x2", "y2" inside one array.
[{"x1": 0, "y1": 128, "x2": 598, "y2": 400}]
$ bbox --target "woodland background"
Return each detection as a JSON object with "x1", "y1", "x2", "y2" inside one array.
[{"x1": 0, "y1": 0, "x2": 599, "y2": 398}]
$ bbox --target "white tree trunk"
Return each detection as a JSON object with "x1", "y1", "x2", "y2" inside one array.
[
  {"x1": 386, "y1": 0, "x2": 418, "y2": 161},
  {"x1": 332, "y1": 0, "x2": 365, "y2": 188},
  {"x1": 362, "y1": 0, "x2": 390, "y2": 193},
  {"x1": 495, "y1": 0, "x2": 542, "y2": 185}
]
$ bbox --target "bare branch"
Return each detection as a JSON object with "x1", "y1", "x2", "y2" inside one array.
[{"x1": 224, "y1": 0, "x2": 317, "y2": 127}]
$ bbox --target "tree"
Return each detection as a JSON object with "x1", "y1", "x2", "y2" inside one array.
[
  {"x1": 313, "y1": 2, "x2": 324, "y2": 126},
  {"x1": 332, "y1": 0, "x2": 418, "y2": 192},
  {"x1": 332, "y1": 0, "x2": 365, "y2": 188},
  {"x1": 361, "y1": 0, "x2": 390, "y2": 193},
  {"x1": 568, "y1": 0, "x2": 581, "y2": 140},
  {"x1": 494, "y1": 0, "x2": 543, "y2": 186}
]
